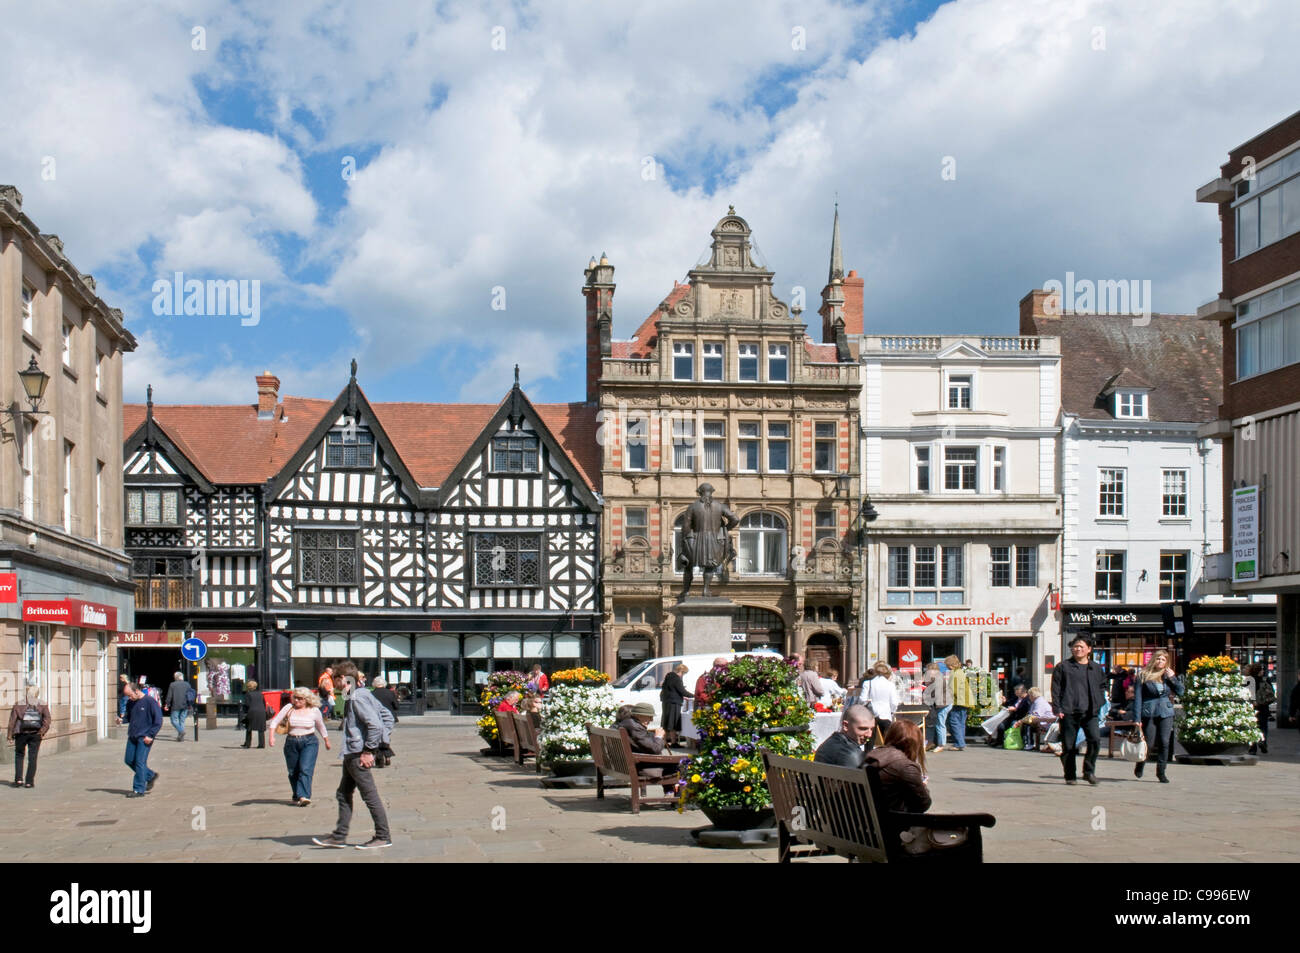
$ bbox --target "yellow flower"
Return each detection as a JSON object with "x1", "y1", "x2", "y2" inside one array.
[
  {"x1": 743, "y1": 786, "x2": 752, "y2": 792},
  {"x1": 691, "y1": 774, "x2": 701, "y2": 783},
  {"x1": 713, "y1": 703, "x2": 721, "y2": 711}
]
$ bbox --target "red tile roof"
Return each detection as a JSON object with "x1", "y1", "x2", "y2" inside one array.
[
  {"x1": 613, "y1": 282, "x2": 691, "y2": 358},
  {"x1": 803, "y1": 340, "x2": 839, "y2": 362},
  {"x1": 125, "y1": 397, "x2": 601, "y2": 492}
]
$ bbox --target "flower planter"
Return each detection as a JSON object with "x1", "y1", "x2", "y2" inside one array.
[
  {"x1": 700, "y1": 804, "x2": 775, "y2": 831},
  {"x1": 549, "y1": 758, "x2": 596, "y2": 778},
  {"x1": 1180, "y1": 741, "x2": 1248, "y2": 757}
]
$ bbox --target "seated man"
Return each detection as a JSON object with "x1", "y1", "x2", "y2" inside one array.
[
  {"x1": 613, "y1": 702, "x2": 671, "y2": 788},
  {"x1": 814, "y1": 704, "x2": 876, "y2": 768},
  {"x1": 1021, "y1": 688, "x2": 1056, "y2": 750}
]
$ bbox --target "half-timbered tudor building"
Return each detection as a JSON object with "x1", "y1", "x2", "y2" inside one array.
[
  {"x1": 590, "y1": 209, "x2": 863, "y2": 679},
  {"x1": 122, "y1": 366, "x2": 600, "y2": 712}
]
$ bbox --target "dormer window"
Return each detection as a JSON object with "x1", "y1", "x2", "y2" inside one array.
[
  {"x1": 326, "y1": 429, "x2": 376, "y2": 468},
  {"x1": 1115, "y1": 392, "x2": 1147, "y2": 418}
]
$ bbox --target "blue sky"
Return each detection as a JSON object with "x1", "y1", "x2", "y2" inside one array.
[{"x1": 3, "y1": 0, "x2": 1298, "y2": 407}]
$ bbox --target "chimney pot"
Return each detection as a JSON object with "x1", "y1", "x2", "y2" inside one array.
[{"x1": 256, "y1": 372, "x2": 280, "y2": 419}]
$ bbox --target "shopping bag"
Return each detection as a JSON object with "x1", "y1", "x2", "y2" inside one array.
[
  {"x1": 1003, "y1": 724, "x2": 1024, "y2": 750},
  {"x1": 1043, "y1": 721, "x2": 1060, "y2": 744},
  {"x1": 980, "y1": 709, "x2": 1010, "y2": 736},
  {"x1": 1121, "y1": 729, "x2": 1148, "y2": 763}
]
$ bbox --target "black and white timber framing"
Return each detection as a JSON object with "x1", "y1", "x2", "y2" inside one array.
[{"x1": 123, "y1": 370, "x2": 601, "y2": 703}]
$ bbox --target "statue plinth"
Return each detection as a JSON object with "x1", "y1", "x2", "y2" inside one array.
[{"x1": 675, "y1": 596, "x2": 735, "y2": 656}]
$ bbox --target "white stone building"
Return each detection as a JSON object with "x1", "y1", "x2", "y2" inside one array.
[{"x1": 858, "y1": 320, "x2": 1062, "y2": 691}]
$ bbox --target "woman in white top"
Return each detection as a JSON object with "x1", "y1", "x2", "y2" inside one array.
[
  {"x1": 864, "y1": 661, "x2": 902, "y2": 733},
  {"x1": 268, "y1": 687, "x2": 331, "y2": 806},
  {"x1": 818, "y1": 669, "x2": 848, "y2": 707}
]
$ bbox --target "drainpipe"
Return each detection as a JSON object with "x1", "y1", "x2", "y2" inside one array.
[{"x1": 1197, "y1": 438, "x2": 1211, "y2": 566}]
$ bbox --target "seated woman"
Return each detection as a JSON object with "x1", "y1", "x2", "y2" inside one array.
[
  {"x1": 1021, "y1": 687, "x2": 1056, "y2": 750},
  {"x1": 818, "y1": 668, "x2": 848, "y2": 707},
  {"x1": 520, "y1": 692, "x2": 544, "y2": 715},
  {"x1": 496, "y1": 690, "x2": 521, "y2": 714},
  {"x1": 864, "y1": 719, "x2": 932, "y2": 813}
]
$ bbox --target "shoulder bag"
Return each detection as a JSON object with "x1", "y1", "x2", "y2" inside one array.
[{"x1": 1120, "y1": 728, "x2": 1148, "y2": 763}]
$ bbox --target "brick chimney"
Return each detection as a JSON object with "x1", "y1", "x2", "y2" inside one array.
[
  {"x1": 582, "y1": 253, "x2": 614, "y2": 403},
  {"x1": 841, "y1": 269, "x2": 864, "y2": 337},
  {"x1": 1019, "y1": 289, "x2": 1061, "y2": 336},
  {"x1": 256, "y1": 371, "x2": 280, "y2": 419}
]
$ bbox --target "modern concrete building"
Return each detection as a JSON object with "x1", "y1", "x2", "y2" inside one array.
[
  {"x1": 1020, "y1": 292, "x2": 1275, "y2": 671},
  {"x1": 1196, "y1": 109, "x2": 1300, "y2": 699},
  {"x1": 0, "y1": 184, "x2": 136, "y2": 750},
  {"x1": 593, "y1": 209, "x2": 862, "y2": 678},
  {"x1": 858, "y1": 313, "x2": 1062, "y2": 692}
]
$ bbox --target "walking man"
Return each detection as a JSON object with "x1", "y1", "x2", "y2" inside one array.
[
  {"x1": 313, "y1": 660, "x2": 394, "y2": 850},
  {"x1": 122, "y1": 680, "x2": 163, "y2": 797},
  {"x1": 163, "y1": 672, "x2": 190, "y2": 741},
  {"x1": 1051, "y1": 635, "x2": 1109, "y2": 785}
]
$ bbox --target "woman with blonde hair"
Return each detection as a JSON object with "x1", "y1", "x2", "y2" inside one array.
[
  {"x1": 1132, "y1": 650, "x2": 1183, "y2": 782},
  {"x1": 268, "y1": 687, "x2": 331, "y2": 805},
  {"x1": 945, "y1": 655, "x2": 974, "y2": 751},
  {"x1": 659, "y1": 662, "x2": 694, "y2": 747},
  {"x1": 864, "y1": 661, "x2": 902, "y2": 734}
]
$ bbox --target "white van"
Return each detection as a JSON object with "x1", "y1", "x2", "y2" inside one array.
[{"x1": 609, "y1": 649, "x2": 782, "y2": 722}]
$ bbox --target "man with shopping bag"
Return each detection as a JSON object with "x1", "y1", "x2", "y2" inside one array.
[{"x1": 1050, "y1": 636, "x2": 1108, "y2": 785}]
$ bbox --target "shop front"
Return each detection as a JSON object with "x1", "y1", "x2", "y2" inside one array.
[
  {"x1": 117, "y1": 630, "x2": 258, "y2": 708},
  {"x1": 283, "y1": 614, "x2": 600, "y2": 715},
  {"x1": 1063, "y1": 603, "x2": 1277, "y2": 677}
]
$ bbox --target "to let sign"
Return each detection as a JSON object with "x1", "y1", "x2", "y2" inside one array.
[{"x1": 1232, "y1": 485, "x2": 1259, "y2": 583}]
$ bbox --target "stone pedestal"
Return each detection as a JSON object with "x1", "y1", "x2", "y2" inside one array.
[{"x1": 675, "y1": 597, "x2": 735, "y2": 656}]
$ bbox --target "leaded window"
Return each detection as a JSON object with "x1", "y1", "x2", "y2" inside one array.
[
  {"x1": 491, "y1": 434, "x2": 538, "y2": 473},
  {"x1": 132, "y1": 556, "x2": 193, "y2": 609},
  {"x1": 473, "y1": 533, "x2": 542, "y2": 587},
  {"x1": 126, "y1": 488, "x2": 182, "y2": 526},
  {"x1": 298, "y1": 529, "x2": 359, "y2": 585},
  {"x1": 326, "y1": 429, "x2": 376, "y2": 468}
]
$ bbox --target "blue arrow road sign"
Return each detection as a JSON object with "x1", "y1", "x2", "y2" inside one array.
[{"x1": 181, "y1": 637, "x2": 208, "y2": 662}]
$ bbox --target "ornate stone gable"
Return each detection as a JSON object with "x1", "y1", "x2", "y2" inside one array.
[{"x1": 678, "y1": 207, "x2": 796, "y2": 325}]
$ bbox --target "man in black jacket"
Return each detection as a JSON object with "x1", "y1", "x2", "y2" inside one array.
[
  {"x1": 814, "y1": 704, "x2": 876, "y2": 768},
  {"x1": 1051, "y1": 635, "x2": 1109, "y2": 785}
]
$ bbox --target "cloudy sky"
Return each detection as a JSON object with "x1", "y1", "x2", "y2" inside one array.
[{"x1": 3, "y1": 0, "x2": 1297, "y2": 406}]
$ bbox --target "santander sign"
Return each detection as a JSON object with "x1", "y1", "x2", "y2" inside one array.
[{"x1": 912, "y1": 610, "x2": 1012, "y2": 627}]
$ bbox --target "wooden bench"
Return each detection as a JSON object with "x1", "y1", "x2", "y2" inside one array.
[
  {"x1": 586, "y1": 725, "x2": 683, "y2": 813},
  {"x1": 494, "y1": 710, "x2": 518, "y2": 758},
  {"x1": 512, "y1": 711, "x2": 542, "y2": 771},
  {"x1": 1106, "y1": 720, "x2": 1141, "y2": 759},
  {"x1": 762, "y1": 750, "x2": 996, "y2": 863}
]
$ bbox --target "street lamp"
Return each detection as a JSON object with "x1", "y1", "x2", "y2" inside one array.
[{"x1": 2, "y1": 357, "x2": 51, "y2": 442}]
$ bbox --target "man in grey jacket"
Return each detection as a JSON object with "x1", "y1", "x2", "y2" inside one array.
[
  {"x1": 163, "y1": 672, "x2": 191, "y2": 741},
  {"x1": 313, "y1": 660, "x2": 394, "y2": 850}
]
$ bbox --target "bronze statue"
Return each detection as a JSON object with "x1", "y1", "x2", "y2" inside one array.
[{"x1": 677, "y1": 483, "x2": 738, "y2": 599}]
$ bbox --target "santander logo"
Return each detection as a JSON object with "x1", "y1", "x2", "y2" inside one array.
[
  {"x1": 901, "y1": 648, "x2": 920, "y2": 664},
  {"x1": 913, "y1": 610, "x2": 933, "y2": 627}
]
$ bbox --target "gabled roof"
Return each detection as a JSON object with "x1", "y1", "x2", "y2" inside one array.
[
  {"x1": 1055, "y1": 313, "x2": 1222, "y2": 422},
  {"x1": 1101, "y1": 367, "x2": 1154, "y2": 392},
  {"x1": 123, "y1": 389, "x2": 601, "y2": 494}
]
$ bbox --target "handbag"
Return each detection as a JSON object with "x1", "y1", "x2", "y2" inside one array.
[
  {"x1": 1121, "y1": 729, "x2": 1148, "y2": 763},
  {"x1": 900, "y1": 826, "x2": 970, "y2": 855},
  {"x1": 275, "y1": 709, "x2": 290, "y2": 735},
  {"x1": 1003, "y1": 724, "x2": 1023, "y2": 750},
  {"x1": 19, "y1": 705, "x2": 42, "y2": 732}
]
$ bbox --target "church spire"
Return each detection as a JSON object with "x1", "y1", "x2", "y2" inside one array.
[{"x1": 828, "y1": 203, "x2": 844, "y2": 285}]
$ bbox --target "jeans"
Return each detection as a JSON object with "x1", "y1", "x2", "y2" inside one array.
[
  {"x1": 333, "y1": 753, "x2": 390, "y2": 841},
  {"x1": 284, "y1": 734, "x2": 320, "y2": 800},
  {"x1": 1058, "y1": 711, "x2": 1101, "y2": 780},
  {"x1": 13, "y1": 733, "x2": 41, "y2": 784},
  {"x1": 123, "y1": 737, "x2": 157, "y2": 794},
  {"x1": 934, "y1": 705, "x2": 952, "y2": 746},
  {"x1": 169, "y1": 708, "x2": 188, "y2": 737},
  {"x1": 947, "y1": 707, "x2": 968, "y2": 749},
  {"x1": 1141, "y1": 714, "x2": 1174, "y2": 771}
]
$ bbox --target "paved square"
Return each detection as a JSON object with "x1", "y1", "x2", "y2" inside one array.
[{"x1": 2, "y1": 715, "x2": 1297, "y2": 862}]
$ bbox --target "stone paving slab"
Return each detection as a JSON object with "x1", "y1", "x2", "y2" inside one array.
[{"x1": 0, "y1": 713, "x2": 1296, "y2": 863}]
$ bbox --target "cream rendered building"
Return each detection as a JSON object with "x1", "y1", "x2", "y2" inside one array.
[
  {"x1": 1, "y1": 185, "x2": 136, "y2": 751},
  {"x1": 859, "y1": 331, "x2": 1062, "y2": 690}
]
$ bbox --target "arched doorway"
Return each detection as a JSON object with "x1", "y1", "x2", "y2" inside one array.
[
  {"x1": 616, "y1": 631, "x2": 653, "y2": 677},
  {"x1": 805, "y1": 632, "x2": 843, "y2": 681},
  {"x1": 732, "y1": 605, "x2": 784, "y2": 652}
]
